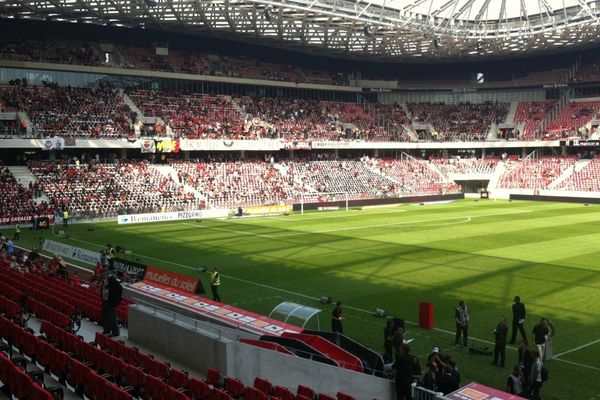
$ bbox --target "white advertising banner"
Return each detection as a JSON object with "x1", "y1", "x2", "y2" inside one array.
[
  {"x1": 180, "y1": 139, "x2": 281, "y2": 151},
  {"x1": 41, "y1": 137, "x2": 65, "y2": 151},
  {"x1": 117, "y1": 209, "x2": 229, "y2": 225},
  {"x1": 42, "y1": 239, "x2": 101, "y2": 265}
]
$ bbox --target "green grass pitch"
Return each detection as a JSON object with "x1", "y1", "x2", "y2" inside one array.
[{"x1": 17, "y1": 199, "x2": 600, "y2": 399}]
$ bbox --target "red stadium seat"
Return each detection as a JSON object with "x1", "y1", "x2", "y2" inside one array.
[
  {"x1": 245, "y1": 387, "x2": 268, "y2": 400},
  {"x1": 337, "y1": 392, "x2": 356, "y2": 400},
  {"x1": 297, "y1": 385, "x2": 316, "y2": 400},
  {"x1": 274, "y1": 385, "x2": 295, "y2": 400},
  {"x1": 224, "y1": 376, "x2": 245, "y2": 398},
  {"x1": 189, "y1": 377, "x2": 211, "y2": 400},
  {"x1": 253, "y1": 377, "x2": 273, "y2": 395}
]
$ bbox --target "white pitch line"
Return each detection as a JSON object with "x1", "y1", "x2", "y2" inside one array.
[
  {"x1": 551, "y1": 357, "x2": 600, "y2": 372},
  {"x1": 44, "y1": 236, "x2": 600, "y2": 373},
  {"x1": 264, "y1": 208, "x2": 408, "y2": 221},
  {"x1": 228, "y1": 209, "x2": 531, "y2": 238},
  {"x1": 554, "y1": 337, "x2": 600, "y2": 358}
]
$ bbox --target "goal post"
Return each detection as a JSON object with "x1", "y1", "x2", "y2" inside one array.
[{"x1": 299, "y1": 192, "x2": 349, "y2": 215}]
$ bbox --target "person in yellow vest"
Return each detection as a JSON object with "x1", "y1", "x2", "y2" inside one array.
[
  {"x1": 63, "y1": 210, "x2": 69, "y2": 228},
  {"x1": 210, "y1": 266, "x2": 221, "y2": 302},
  {"x1": 13, "y1": 224, "x2": 20, "y2": 241}
]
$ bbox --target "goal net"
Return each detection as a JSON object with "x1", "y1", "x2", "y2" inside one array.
[{"x1": 298, "y1": 192, "x2": 349, "y2": 215}]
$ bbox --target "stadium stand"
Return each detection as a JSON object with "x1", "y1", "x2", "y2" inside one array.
[
  {"x1": 169, "y1": 159, "x2": 294, "y2": 208},
  {"x1": 544, "y1": 101, "x2": 600, "y2": 139},
  {"x1": 430, "y1": 157, "x2": 500, "y2": 176},
  {"x1": 554, "y1": 157, "x2": 600, "y2": 191},
  {"x1": 513, "y1": 101, "x2": 556, "y2": 140},
  {"x1": 0, "y1": 83, "x2": 131, "y2": 138},
  {"x1": 0, "y1": 165, "x2": 51, "y2": 224},
  {"x1": 497, "y1": 156, "x2": 578, "y2": 189},
  {"x1": 29, "y1": 160, "x2": 201, "y2": 218},
  {"x1": 237, "y1": 96, "x2": 345, "y2": 141},
  {"x1": 366, "y1": 157, "x2": 461, "y2": 195},
  {"x1": 128, "y1": 89, "x2": 249, "y2": 139},
  {"x1": 0, "y1": 36, "x2": 101, "y2": 66},
  {"x1": 407, "y1": 102, "x2": 508, "y2": 141}
]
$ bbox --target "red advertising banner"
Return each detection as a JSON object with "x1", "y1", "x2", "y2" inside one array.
[
  {"x1": 143, "y1": 265, "x2": 198, "y2": 294},
  {"x1": 446, "y1": 383, "x2": 527, "y2": 400}
]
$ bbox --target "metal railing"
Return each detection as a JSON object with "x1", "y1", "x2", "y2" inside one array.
[{"x1": 411, "y1": 383, "x2": 447, "y2": 400}]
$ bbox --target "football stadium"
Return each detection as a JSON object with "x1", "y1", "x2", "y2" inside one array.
[{"x1": 1, "y1": 0, "x2": 600, "y2": 399}]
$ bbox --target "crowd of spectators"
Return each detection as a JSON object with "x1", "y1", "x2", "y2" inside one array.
[
  {"x1": 0, "y1": 82, "x2": 131, "y2": 138},
  {"x1": 0, "y1": 165, "x2": 51, "y2": 225},
  {"x1": 555, "y1": 156, "x2": 600, "y2": 192},
  {"x1": 365, "y1": 157, "x2": 461, "y2": 196},
  {"x1": 128, "y1": 90, "x2": 249, "y2": 139},
  {"x1": 431, "y1": 157, "x2": 500, "y2": 176},
  {"x1": 237, "y1": 97, "x2": 345, "y2": 141},
  {"x1": 0, "y1": 36, "x2": 101, "y2": 66},
  {"x1": 170, "y1": 158, "x2": 295, "y2": 208},
  {"x1": 543, "y1": 101, "x2": 600, "y2": 140},
  {"x1": 498, "y1": 156, "x2": 577, "y2": 190},
  {"x1": 513, "y1": 101, "x2": 556, "y2": 140},
  {"x1": 118, "y1": 46, "x2": 211, "y2": 75},
  {"x1": 219, "y1": 56, "x2": 342, "y2": 85},
  {"x1": 408, "y1": 102, "x2": 508, "y2": 141},
  {"x1": 29, "y1": 160, "x2": 201, "y2": 218},
  {"x1": 287, "y1": 159, "x2": 398, "y2": 199},
  {"x1": 237, "y1": 97, "x2": 411, "y2": 142},
  {"x1": 572, "y1": 57, "x2": 600, "y2": 83}
]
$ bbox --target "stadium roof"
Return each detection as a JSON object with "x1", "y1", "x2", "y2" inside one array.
[{"x1": 1, "y1": 0, "x2": 600, "y2": 60}]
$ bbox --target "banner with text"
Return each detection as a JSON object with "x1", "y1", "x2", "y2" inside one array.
[
  {"x1": 180, "y1": 139, "x2": 281, "y2": 152},
  {"x1": 447, "y1": 382, "x2": 527, "y2": 400},
  {"x1": 1, "y1": 213, "x2": 55, "y2": 226},
  {"x1": 143, "y1": 265, "x2": 198, "y2": 294},
  {"x1": 42, "y1": 240, "x2": 101, "y2": 265},
  {"x1": 117, "y1": 209, "x2": 228, "y2": 225},
  {"x1": 243, "y1": 205, "x2": 292, "y2": 216},
  {"x1": 112, "y1": 257, "x2": 148, "y2": 283}
]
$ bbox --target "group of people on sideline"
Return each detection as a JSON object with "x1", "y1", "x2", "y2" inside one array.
[{"x1": 327, "y1": 295, "x2": 553, "y2": 400}]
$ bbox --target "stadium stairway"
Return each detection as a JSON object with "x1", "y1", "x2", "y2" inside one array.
[
  {"x1": 228, "y1": 96, "x2": 246, "y2": 116},
  {"x1": 485, "y1": 122, "x2": 498, "y2": 140},
  {"x1": 8, "y1": 166, "x2": 50, "y2": 205},
  {"x1": 548, "y1": 159, "x2": 590, "y2": 189},
  {"x1": 399, "y1": 103, "x2": 418, "y2": 141},
  {"x1": 486, "y1": 160, "x2": 506, "y2": 193},
  {"x1": 121, "y1": 90, "x2": 144, "y2": 120},
  {"x1": 506, "y1": 101, "x2": 520, "y2": 124},
  {"x1": 153, "y1": 164, "x2": 205, "y2": 201},
  {"x1": 424, "y1": 160, "x2": 452, "y2": 183},
  {"x1": 17, "y1": 111, "x2": 33, "y2": 135}
]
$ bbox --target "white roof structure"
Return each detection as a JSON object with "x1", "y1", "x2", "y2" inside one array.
[{"x1": 1, "y1": 0, "x2": 599, "y2": 60}]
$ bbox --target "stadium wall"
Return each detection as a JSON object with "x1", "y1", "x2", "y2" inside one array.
[
  {"x1": 128, "y1": 304, "x2": 394, "y2": 400},
  {"x1": 510, "y1": 194, "x2": 600, "y2": 203},
  {"x1": 293, "y1": 193, "x2": 465, "y2": 211},
  {"x1": 378, "y1": 88, "x2": 546, "y2": 104}
]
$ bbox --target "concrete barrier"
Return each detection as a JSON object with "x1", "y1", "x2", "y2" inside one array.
[{"x1": 128, "y1": 304, "x2": 395, "y2": 400}]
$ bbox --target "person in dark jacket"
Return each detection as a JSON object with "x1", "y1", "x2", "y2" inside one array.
[
  {"x1": 510, "y1": 296, "x2": 527, "y2": 344},
  {"x1": 492, "y1": 316, "x2": 509, "y2": 367},
  {"x1": 393, "y1": 343, "x2": 413, "y2": 400},
  {"x1": 101, "y1": 273, "x2": 123, "y2": 337}
]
